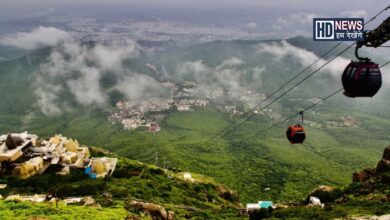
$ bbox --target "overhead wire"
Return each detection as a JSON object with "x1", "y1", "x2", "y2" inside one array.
[
  {"x1": 218, "y1": 44, "x2": 353, "y2": 139},
  {"x1": 210, "y1": 42, "x2": 343, "y2": 139},
  {"x1": 259, "y1": 88, "x2": 343, "y2": 134},
  {"x1": 258, "y1": 59, "x2": 390, "y2": 134},
  {"x1": 212, "y1": 6, "x2": 389, "y2": 140},
  {"x1": 211, "y1": 5, "x2": 390, "y2": 140},
  {"x1": 380, "y1": 60, "x2": 390, "y2": 68}
]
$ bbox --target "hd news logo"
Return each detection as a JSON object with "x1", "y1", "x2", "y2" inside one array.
[{"x1": 313, "y1": 18, "x2": 364, "y2": 41}]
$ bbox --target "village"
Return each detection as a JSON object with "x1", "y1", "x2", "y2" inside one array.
[
  {"x1": 109, "y1": 80, "x2": 268, "y2": 131},
  {"x1": 108, "y1": 97, "x2": 209, "y2": 132}
]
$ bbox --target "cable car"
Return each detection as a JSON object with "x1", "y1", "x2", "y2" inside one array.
[
  {"x1": 286, "y1": 124, "x2": 306, "y2": 144},
  {"x1": 342, "y1": 61, "x2": 382, "y2": 97}
]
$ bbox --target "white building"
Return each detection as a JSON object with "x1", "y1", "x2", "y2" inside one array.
[{"x1": 177, "y1": 104, "x2": 191, "y2": 112}]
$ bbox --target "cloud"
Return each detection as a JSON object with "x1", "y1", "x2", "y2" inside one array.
[
  {"x1": 66, "y1": 66, "x2": 107, "y2": 106},
  {"x1": 272, "y1": 12, "x2": 319, "y2": 37},
  {"x1": 176, "y1": 60, "x2": 208, "y2": 82},
  {"x1": 218, "y1": 57, "x2": 243, "y2": 69},
  {"x1": 11, "y1": 27, "x2": 164, "y2": 115},
  {"x1": 34, "y1": 85, "x2": 62, "y2": 115},
  {"x1": 0, "y1": 26, "x2": 70, "y2": 49},
  {"x1": 90, "y1": 41, "x2": 139, "y2": 72},
  {"x1": 34, "y1": 40, "x2": 111, "y2": 113},
  {"x1": 257, "y1": 41, "x2": 318, "y2": 66},
  {"x1": 175, "y1": 57, "x2": 266, "y2": 100},
  {"x1": 318, "y1": 57, "x2": 350, "y2": 78},
  {"x1": 256, "y1": 40, "x2": 350, "y2": 77},
  {"x1": 115, "y1": 74, "x2": 166, "y2": 100},
  {"x1": 340, "y1": 10, "x2": 367, "y2": 18}
]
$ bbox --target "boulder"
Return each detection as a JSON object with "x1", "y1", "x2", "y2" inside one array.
[
  {"x1": 80, "y1": 197, "x2": 96, "y2": 206},
  {"x1": 305, "y1": 185, "x2": 335, "y2": 203},
  {"x1": 127, "y1": 200, "x2": 174, "y2": 220},
  {"x1": 216, "y1": 185, "x2": 239, "y2": 203}
]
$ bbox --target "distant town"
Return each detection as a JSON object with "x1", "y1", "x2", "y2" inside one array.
[{"x1": 109, "y1": 79, "x2": 268, "y2": 132}]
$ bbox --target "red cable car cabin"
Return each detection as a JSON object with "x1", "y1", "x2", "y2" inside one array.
[
  {"x1": 342, "y1": 61, "x2": 382, "y2": 97},
  {"x1": 286, "y1": 124, "x2": 306, "y2": 144}
]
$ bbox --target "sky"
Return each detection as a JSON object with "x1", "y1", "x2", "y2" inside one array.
[
  {"x1": 0, "y1": 1, "x2": 388, "y2": 48},
  {"x1": 0, "y1": 0, "x2": 388, "y2": 9},
  {"x1": 0, "y1": 0, "x2": 388, "y2": 20},
  {"x1": 0, "y1": 0, "x2": 387, "y2": 43},
  {"x1": 0, "y1": 0, "x2": 388, "y2": 40}
]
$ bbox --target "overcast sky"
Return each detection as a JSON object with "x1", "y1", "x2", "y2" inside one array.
[
  {"x1": 0, "y1": 0, "x2": 386, "y2": 7},
  {"x1": 0, "y1": 0, "x2": 388, "y2": 41},
  {"x1": 1, "y1": 0, "x2": 388, "y2": 13}
]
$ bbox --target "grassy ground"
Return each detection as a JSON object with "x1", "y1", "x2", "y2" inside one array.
[
  {"x1": 0, "y1": 154, "x2": 241, "y2": 220},
  {"x1": 0, "y1": 200, "x2": 128, "y2": 220}
]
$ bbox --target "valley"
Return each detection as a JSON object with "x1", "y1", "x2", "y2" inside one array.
[{"x1": 0, "y1": 23, "x2": 389, "y2": 219}]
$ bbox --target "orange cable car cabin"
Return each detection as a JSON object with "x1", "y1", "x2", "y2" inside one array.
[{"x1": 286, "y1": 124, "x2": 306, "y2": 144}]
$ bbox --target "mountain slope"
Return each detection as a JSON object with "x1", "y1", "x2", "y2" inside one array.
[
  {"x1": 267, "y1": 145, "x2": 390, "y2": 219},
  {"x1": 0, "y1": 145, "x2": 241, "y2": 219}
]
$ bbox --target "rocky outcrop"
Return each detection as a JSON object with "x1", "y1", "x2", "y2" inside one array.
[
  {"x1": 127, "y1": 200, "x2": 174, "y2": 220},
  {"x1": 376, "y1": 145, "x2": 390, "y2": 173},
  {"x1": 348, "y1": 145, "x2": 390, "y2": 194},
  {"x1": 352, "y1": 146, "x2": 390, "y2": 185},
  {"x1": 216, "y1": 185, "x2": 239, "y2": 203}
]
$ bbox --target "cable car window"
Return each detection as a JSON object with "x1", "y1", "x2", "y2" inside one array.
[
  {"x1": 345, "y1": 67, "x2": 353, "y2": 77},
  {"x1": 370, "y1": 68, "x2": 380, "y2": 75},
  {"x1": 360, "y1": 68, "x2": 368, "y2": 77},
  {"x1": 348, "y1": 68, "x2": 357, "y2": 78}
]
